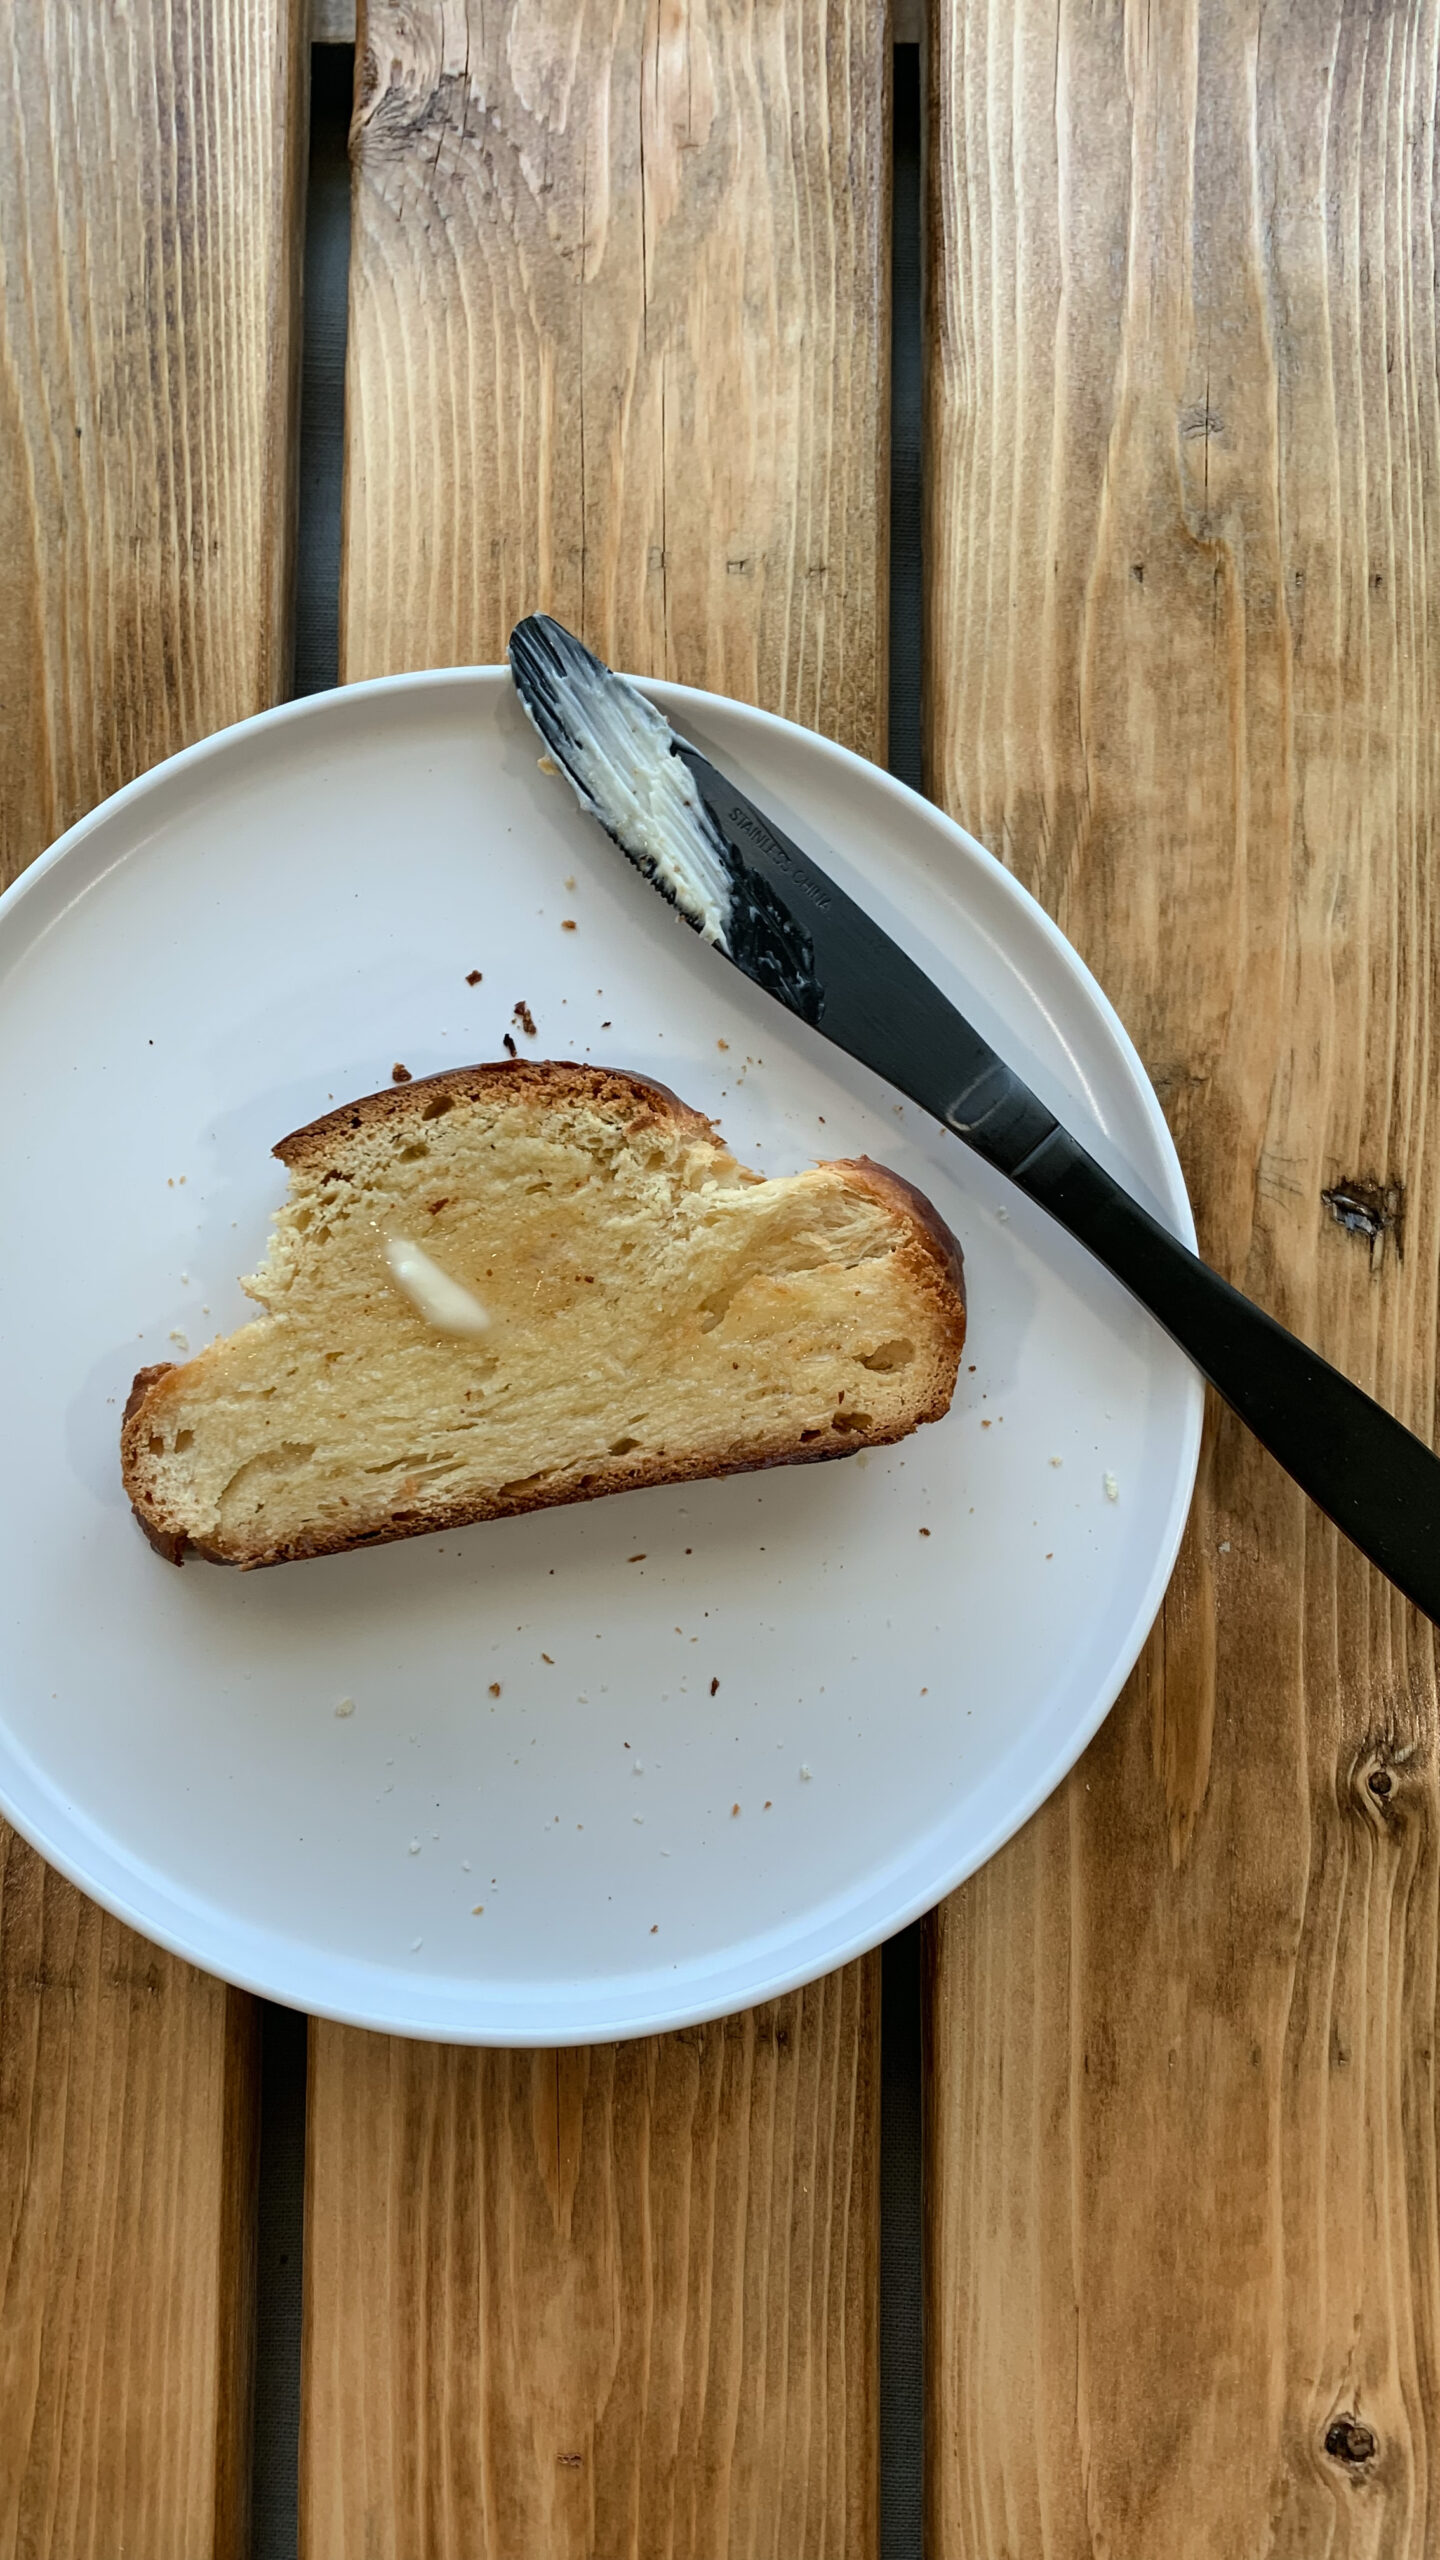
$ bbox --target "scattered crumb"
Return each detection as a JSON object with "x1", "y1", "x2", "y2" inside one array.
[
  {"x1": 334, "y1": 1697, "x2": 355, "y2": 1718},
  {"x1": 503, "y1": 1033, "x2": 517, "y2": 1057},
  {"x1": 392, "y1": 1062, "x2": 411, "y2": 1082},
  {"x1": 1045, "y1": 1552, "x2": 1053, "y2": 1561},
  {"x1": 710, "y1": 1676, "x2": 720, "y2": 1695},
  {"x1": 541, "y1": 1652, "x2": 554, "y2": 1664},
  {"x1": 513, "y1": 1000, "x2": 537, "y2": 1036},
  {"x1": 466, "y1": 969, "x2": 483, "y2": 985},
  {"x1": 565, "y1": 875, "x2": 576, "y2": 889},
  {"x1": 650, "y1": 1923, "x2": 658, "y2": 1933},
  {"x1": 408, "y1": 1838, "x2": 420, "y2": 1854},
  {"x1": 1104, "y1": 1472, "x2": 1119, "y2": 1502},
  {"x1": 168, "y1": 1329, "x2": 189, "y2": 1350},
  {"x1": 981, "y1": 1418, "x2": 991, "y2": 1429},
  {"x1": 1219, "y1": 1539, "x2": 1231, "y2": 1553},
  {"x1": 628, "y1": 1553, "x2": 646, "y2": 1564},
  {"x1": 919, "y1": 1527, "x2": 930, "y2": 1538},
  {"x1": 1050, "y1": 1457, "x2": 1063, "y2": 1468},
  {"x1": 717, "y1": 1038, "x2": 729, "y2": 1051},
  {"x1": 538, "y1": 754, "x2": 558, "y2": 775},
  {"x1": 489, "y1": 1681, "x2": 501, "y2": 1697},
  {"x1": 472, "y1": 1904, "x2": 485, "y2": 1915},
  {"x1": 561, "y1": 919, "x2": 577, "y2": 932},
  {"x1": 764, "y1": 1799, "x2": 773, "y2": 1810},
  {"x1": 634, "y1": 1814, "x2": 644, "y2": 1824},
  {"x1": 731, "y1": 1803, "x2": 741, "y2": 1817},
  {"x1": 601, "y1": 1019, "x2": 611, "y2": 1029},
  {"x1": 800, "y1": 1764, "x2": 813, "y2": 1781},
  {"x1": 411, "y1": 1937, "x2": 423, "y2": 1951}
]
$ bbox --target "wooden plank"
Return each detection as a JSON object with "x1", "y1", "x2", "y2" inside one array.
[
  {"x1": 0, "y1": 2, "x2": 306, "y2": 2549},
  {"x1": 1, "y1": 1, "x2": 305, "y2": 886},
  {"x1": 338, "y1": 0, "x2": 889, "y2": 753},
  {"x1": 925, "y1": 2, "x2": 1440, "y2": 2554},
  {"x1": 304, "y1": 6, "x2": 890, "y2": 2554},
  {"x1": 305, "y1": 1974, "x2": 877, "y2": 2556}
]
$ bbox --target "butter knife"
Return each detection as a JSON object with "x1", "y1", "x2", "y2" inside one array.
[{"x1": 510, "y1": 612, "x2": 1440, "y2": 1627}]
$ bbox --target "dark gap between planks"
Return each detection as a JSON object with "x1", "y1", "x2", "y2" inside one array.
[
  {"x1": 251, "y1": 39, "x2": 927, "y2": 2560},
  {"x1": 250, "y1": 50, "x2": 353, "y2": 2560},
  {"x1": 880, "y1": 54, "x2": 926, "y2": 2560},
  {"x1": 292, "y1": 44, "x2": 355, "y2": 700}
]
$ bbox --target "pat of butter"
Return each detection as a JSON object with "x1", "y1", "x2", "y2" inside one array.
[{"x1": 385, "y1": 1236, "x2": 490, "y2": 1337}]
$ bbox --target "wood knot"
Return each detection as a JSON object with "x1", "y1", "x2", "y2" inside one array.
[
  {"x1": 1353, "y1": 1735, "x2": 1418, "y2": 1827},
  {"x1": 1324, "y1": 2414, "x2": 1377, "y2": 2468},
  {"x1": 1321, "y1": 1177, "x2": 1404, "y2": 1269}
]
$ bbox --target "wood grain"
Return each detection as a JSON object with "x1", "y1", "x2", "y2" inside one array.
[
  {"x1": 0, "y1": 1846, "x2": 262, "y2": 2560},
  {"x1": 305, "y1": 1975, "x2": 877, "y2": 2558},
  {"x1": 0, "y1": 0, "x2": 306, "y2": 888},
  {"x1": 0, "y1": 3, "x2": 305, "y2": 2549},
  {"x1": 926, "y1": 2, "x2": 1440, "y2": 2553},
  {"x1": 340, "y1": 0, "x2": 890, "y2": 753},
  {"x1": 304, "y1": 5, "x2": 889, "y2": 2552}
]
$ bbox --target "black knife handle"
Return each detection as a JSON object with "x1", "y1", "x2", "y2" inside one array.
[
  {"x1": 1008, "y1": 1125, "x2": 1440, "y2": 1622},
  {"x1": 575, "y1": 702, "x2": 1440, "y2": 1622}
]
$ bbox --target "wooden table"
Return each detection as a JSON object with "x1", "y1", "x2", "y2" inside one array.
[{"x1": 3, "y1": 4, "x2": 1438, "y2": 2552}]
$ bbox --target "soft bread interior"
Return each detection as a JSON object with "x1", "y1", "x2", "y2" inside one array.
[{"x1": 122, "y1": 1064, "x2": 965, "y2": 1566}]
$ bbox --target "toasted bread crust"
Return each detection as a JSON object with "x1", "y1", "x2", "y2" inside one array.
[
  {"x1": 274, "y1": 1058, "x2": 718, "y2": 1172},
  {"x1": 121, "y1": 1365, "x2": 190, "y2": 1563},
  {"x1": 123, "y1": 1405, "x2": 936, "y2": 1568},
  {"x1": 824, "y1": 1157, "x2": 967, "y2": 1309},
  {"x1": 121, "y1": 1064, "x2": 966, "y2": 1569}
]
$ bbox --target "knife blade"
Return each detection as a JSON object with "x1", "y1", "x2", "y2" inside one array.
[{"x1": 509, "y1": 612, "x2": 1440, "y2": 1627}]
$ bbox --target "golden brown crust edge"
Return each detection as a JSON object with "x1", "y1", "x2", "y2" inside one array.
[
  {"x1": 120, "y1": 1077, "x2": 967, "y2": 1569},
  {"x1": 825, "y1": 1156, "x2": 968, "y2": 1324},
  {"x1": 274, "y1": 1057, "x2": 719, "y2": 1171},
  {"x1": 121, "y1": 1365, "x2": 190, "y2": 1563},
  {"x1": 126, "y1": 1413, "x2": 936, "y2": 1571}
]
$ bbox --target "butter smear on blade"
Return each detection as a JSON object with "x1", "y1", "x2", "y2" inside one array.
[{"x1": 510, "y1": 614, "x2": 735, "y2": 945}]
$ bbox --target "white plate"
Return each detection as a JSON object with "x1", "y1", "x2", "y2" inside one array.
[{"x1": 0, "y1": 672, "x2": 1201, "y2": 2042}]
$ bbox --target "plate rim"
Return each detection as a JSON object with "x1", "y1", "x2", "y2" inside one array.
[{"x1": 0, "y1": 667, "x2": 1203, "y2": 2041}]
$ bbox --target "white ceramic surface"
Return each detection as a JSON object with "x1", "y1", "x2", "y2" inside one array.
[{"x1": 0, "y1": 672, "x2": 1201, "y2": 2042}]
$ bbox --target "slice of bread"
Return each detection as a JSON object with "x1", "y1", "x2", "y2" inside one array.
[{"x1": 121, "y1": 1061, "x2": 966, "y2": 1568}]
